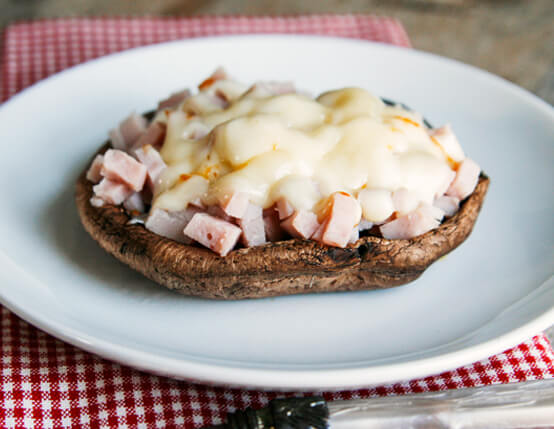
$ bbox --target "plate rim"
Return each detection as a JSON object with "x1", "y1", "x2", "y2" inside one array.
[
  {"x1": 0, "y1": 34, "x2": 553, "y2": 390},
  {"x1": 2, "y1": 279, "x2": 553, "y2": 390}
]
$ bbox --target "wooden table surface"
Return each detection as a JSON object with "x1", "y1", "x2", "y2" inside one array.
[{"x1": 1, "y1": 0, "x2": 552, "y2": 341}]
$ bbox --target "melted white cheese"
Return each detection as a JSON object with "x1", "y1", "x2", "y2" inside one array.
[{"x1": 152, "y1": 83, "x2": 459, "y2": 217}]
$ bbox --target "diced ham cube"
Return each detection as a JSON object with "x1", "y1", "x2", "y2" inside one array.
[
  {"x1": 238, "y1": 204, "x2": 266, "y2": 247},
  {"x1": 157, "y1": 89, "x2": 191, "y2": 111},
  {"x1": 210, "y1": 66, "x2": 230, "y2": 81},
  {"x1": 429, "y1": 124, "x2": 465, "y2": 163},
  {"x1": 446, "y1": 158, "x2": 481, "y2": 201},
  {"x1": 311, "y1": 220, "x2": 326, "y2": 242},
  {"x1": 101, "y1": 149, "x2": 147, "y2": 192},
  {"x1": 263, "y1": 207, "x2": 285, "y2": 242},
  {"x1": 92, "y1": 178, "x2": 133, "y2": 205},
  {"x1": 434, "y1": 195, "x2": 460, "y2": 217},
  {"x1": 86, "y1": 154, "x2": 104, "y2": 184},
  {"x1": 197, "y1": 67, "x2": 230, "y2": 90},
  {"x1": 119, "y1": 113, "x2": 147, "y2": 146},
  {"x1": 109, "y1": 128, "x2": 126, "y2": 151},
  {"x1": 241, "y1": 203, "x2": 262, "y2": 222},
  {"x1": 392, "y1": 188, "x2": 419, "y2": 216},
  {"x1": 145, "y1": 207, "x2": 201, "y2": 244},
  {"x1": 276, "y1": 197, "x2": 295, "y2": 220},
  {"x1": 109, "y1": 113, "x2": 147, "y2": 151},
  {"x1": 134, "y1": 145, "x2": 167, "y2": 192},
  {"x1": 123, "y1": 192, "x2": 145, "y2": 214},
  {"x1": 380, "y1": 204, "x2": 441, "y2": 240},
  {"x1": 131, "y1": 122, "x2": 167, "y2": 152},
  {"x1": 321, "y1": 192, "x2": 362, "y2": 248},
  {"x1": 418, "y1": 202, "x2": 445, "y2": 223},
  {"x1": 206, "y1": 205, "x2": 235, "y2": 223},
  {"x1": 281, "y1": 211, "x2": 320, "y2": 240},
  {"x1": 184, "y1": 213, "x2": 242, "y2": 256},
  {"x1": 221, "y1": 192, "x2": 250, "y2": 218},
  {"x1": 436, "y1": 168, "x2": 456, "y2": 198}
]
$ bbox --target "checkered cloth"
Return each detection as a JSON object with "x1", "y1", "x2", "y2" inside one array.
[{"x1": 0, "y1": 17, "x2": 552, "y2": 429}]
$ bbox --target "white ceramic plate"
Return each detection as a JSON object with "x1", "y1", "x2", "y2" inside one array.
[{"x1": 0, "y1": 35, "x2": 552, "y2": 391}]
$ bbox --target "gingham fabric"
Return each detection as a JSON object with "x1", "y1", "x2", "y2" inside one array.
[
  {"x1": 0, "y1": 16, "x2": 411, "y2": 102},
  {"x1": 0, "y1": 16, "x2": 552, "y2": 429}
]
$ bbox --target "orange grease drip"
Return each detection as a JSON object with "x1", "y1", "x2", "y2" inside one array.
[
  {"x1": 198, "y1": 77, "x2": 215, "y2": 90},
  {"x1": 394, "y1": 116, "x2": 421, "y2": 127},
  {"x1": 430, "y1": 136, "x2": 459, "y2": 168}
]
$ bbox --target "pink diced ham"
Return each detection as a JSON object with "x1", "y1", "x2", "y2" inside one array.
[
  {"x1": 263, "y1": 208, "x2": 286, "y2": 242},
  {"x1": 281, "y1": 210, "x2": 320, "y2": 240},
  {"x1": 446, "y1": 158, "x2": 481, "y2": 201},
  {"x1": 131, "y1": 122, "x2": 167, "y2": 152},
  {"x1": 221, "y1": 192, "x2": 250, "y2": 218},
  {"x1": 198, "y1": 67, "x2": 230, "y2": 91},
  {"x1": 134, "y1": 145, "x2": 167, "y2": 192},
  {"x1": 108, "y1": 128, "x2": 126, "y2": 151},
  {"x1": 206, "y1": 205, "x2": 235, "y2": 223},
  {"x1": 157, "y1": 89, "x2": 191, "y2": 111},
  {"x1": 86, "y1": 154, "x2": 104, "y2": 184},
  {"x1": 380, "y1": 204, "x2": 441, "y2": 240},
  {"x1": 120, "y1": 113, "x2": 147, "y2": 146},
  {"x1": 311, "y1": 220, "x2": 326, "y2": 242},
  {"x1": 436, "y1": 168, "x2": 456, "y2": 198},
  {"x1": 184, "y1": 213, "x2": 242, "y2": 256},
  {"x1": 92, "y1": 178, "x2": 133, "y2": 205},
  {"x1": 210, "y1": 66, "x2": 229, "y2": 81},
  {"x1": 429, "y1": 124, "x2": 465, "y2": 163},
  {"x1": 145, "y1": 207, "x2": 201, "y2": 244},
  {"x1": 123, "y1": 192, "x2": 145, "y2": 214},
  {"x1": 242, "y1": 203, "x2": 262, "y2": 222},
  {"x1": 418, "y1": 202, "x2": 445, "y2": 223},
  {"x1": 101, "y1": 149, "x2": 147, "y2": 192},
  {"x1": 276, "y1": 197, "x2": 295, "y2": 220},
  {"x1": 434, "y1": 195, "x2": 460, "y2": 217},
  {"x1": 110, "y1": 113, "x2": 147, "y2": 151},
  {"x1": 238, "y1": 204, "x2": 266, "y2": 247},
  {"x1": 321, "y1": 192, "x2": 362, "y2": 248}
]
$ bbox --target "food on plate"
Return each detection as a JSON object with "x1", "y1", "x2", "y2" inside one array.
[{"x1": 76, "y1": 68, "x2": 488, "y2": 299}]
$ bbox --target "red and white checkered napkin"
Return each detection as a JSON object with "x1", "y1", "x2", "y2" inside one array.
[
  {"x1": 0, "y1": 16, "x2": 411, "y2": 101},
  {"x1": 0, "y1": 16, "x2": 552, "y2": 429}
]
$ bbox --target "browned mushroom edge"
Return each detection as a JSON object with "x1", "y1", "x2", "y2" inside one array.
[{"x1": 76, "y1": 143, "x2": 489, "y2": 300}]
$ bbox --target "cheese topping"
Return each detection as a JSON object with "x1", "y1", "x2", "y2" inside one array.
[{"x1": 151, "y1": 82, "x2": 460, "y2": 221}]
